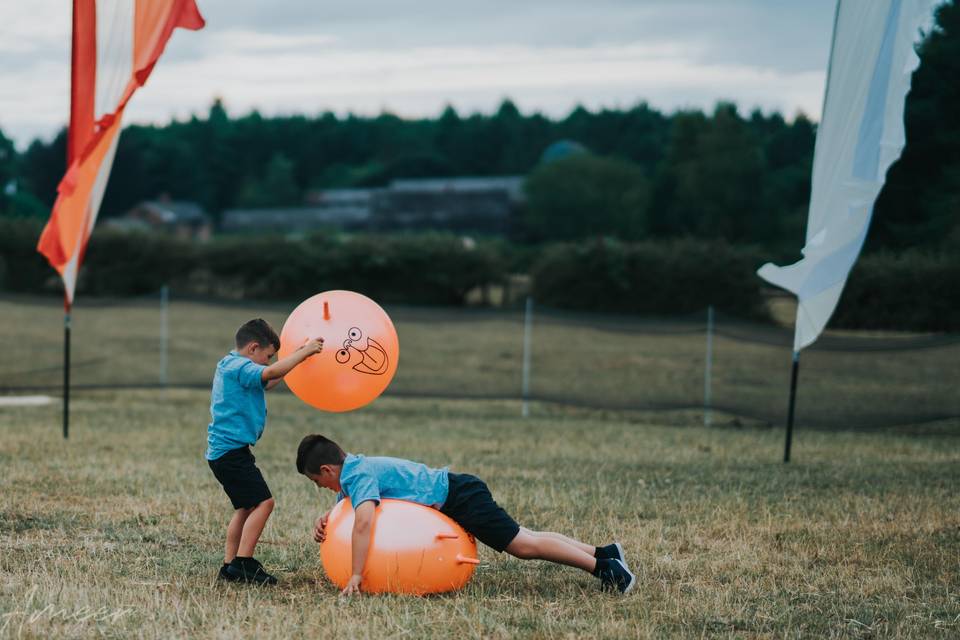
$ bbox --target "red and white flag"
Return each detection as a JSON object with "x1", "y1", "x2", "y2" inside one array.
[{"x1": 37, "y1": 0, "x2": 205, "y2": 305}]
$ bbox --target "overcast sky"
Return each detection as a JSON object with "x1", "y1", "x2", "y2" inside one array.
[{"x1": 0, "y1": 0, "x2": 839, "y2": 150}]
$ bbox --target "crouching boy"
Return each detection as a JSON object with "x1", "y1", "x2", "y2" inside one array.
[{"x1": 295, "y1": 434, "x2": 635, "y2": 595}]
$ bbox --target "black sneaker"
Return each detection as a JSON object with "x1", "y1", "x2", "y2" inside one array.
[
  {"x1": 598, "y1": 558, "x2": 635, "y2": 594},
  {"x1": 597, "y1": 542, "x2": 627, "y2": 569},
  {"x1": 218, "y1": 563, "x2": 240, "y2": 582},
  {"x1": 225, "y1": 557, "x2": 278, "y2": 586}
]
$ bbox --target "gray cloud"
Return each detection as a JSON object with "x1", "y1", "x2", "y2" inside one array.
[
  {"x1": 188, "y1": 0, "x2": 835, "y2": 68},
  {"x1": 1, "y1": 0, "x2": 840, "y2": 148}
]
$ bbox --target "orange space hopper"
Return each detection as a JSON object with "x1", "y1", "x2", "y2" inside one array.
[
  {"x1": 279, "y1": 290, "x2": 399, "y2": 413},
  {"x1": 321, "y1": 498, "x2": 480, "y2": 595}
]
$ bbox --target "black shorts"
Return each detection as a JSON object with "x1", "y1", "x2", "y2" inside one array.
[
  {"x1": 208, "y1": 446, "x2": 272, "y2": 510},
  {"x1": 440, "y1": 473, "x2": 520, "y2": 553}
]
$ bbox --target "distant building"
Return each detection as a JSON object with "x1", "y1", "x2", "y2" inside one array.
[
  {"x1": 221, "y1": 188, "x2": 373, "y2": 233},
  {"x1": 104, "y1": 199, "x2": 212, "y2": 241},
  {"x1": 225, "y1": 176, "x2": 525, "y2": 235},
  {"x1": 372, "y1": 176, "x2": 525, "y2": 234}
]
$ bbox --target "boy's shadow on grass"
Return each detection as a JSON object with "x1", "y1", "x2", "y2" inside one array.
[
  {"x1": 210, "y1": 570, "x2": 332, "y2": 593},
  {"x1": 279, "y1": 573, "x2": 329, "y2": 591},
  {"x1": 216, "y1": 565, "x2": 601, "y2": 600}
]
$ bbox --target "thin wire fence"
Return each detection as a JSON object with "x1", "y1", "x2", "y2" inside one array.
[{"x1": 1, "y1": 291, "x2": 958, "y2": 431}]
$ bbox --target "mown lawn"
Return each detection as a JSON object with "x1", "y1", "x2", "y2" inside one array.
[{"x1": 1, "y1": 389, "x2": 958, "y2": 638}]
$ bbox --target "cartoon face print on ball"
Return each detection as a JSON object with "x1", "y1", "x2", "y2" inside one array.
[{"x1": 335, "y1": 327, "x2": 389, "y2": 375}]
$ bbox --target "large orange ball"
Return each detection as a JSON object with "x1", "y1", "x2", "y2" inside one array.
[
  {"x1": 279, "y1": 290, "x2": 399, "y2": 412},
  {"x1": 321, "y1": 498, "x2": 480, "y2": 594}
]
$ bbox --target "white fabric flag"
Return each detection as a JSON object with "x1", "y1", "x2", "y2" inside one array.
[{"x1": 757, "y1": 0, "x2": 937, "y2": 352}]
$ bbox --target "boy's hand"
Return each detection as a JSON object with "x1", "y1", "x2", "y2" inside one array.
[
  {"x1": 313, "y1": 511, "x2": 329, "y2": 543},
  {"x1": 302, "y1": 337, "x2": 324, "y2": 356},
  {"x1": 341, "y1": 574, "x2": 362, "y2": 596}
]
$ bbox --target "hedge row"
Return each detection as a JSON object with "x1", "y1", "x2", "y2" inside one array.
[
  {"x1": 832, "y1": 251, "x2": 960, "y2": 332},
  {"x1": 530, "y1": 238, "x2": 772, "y2": 319},
  {"x1": 531, "y1": 240, "x2": 960, "y2": 331},
  {"x1": 1, "y1": 218, "x2": 957, "y2": 331},
  {"x1": 0, "y1": 218, "x2": 51, "y2": 293},
  {"x1": 0, "y1": 219, "x2": 505, "y2": 305}
]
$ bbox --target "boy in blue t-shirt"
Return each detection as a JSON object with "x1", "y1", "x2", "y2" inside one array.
[
  {"x1": 296, "y1": 434, "x2": 635, "y2": 595},
  {"x1": 207, "y1": 319, "x2": 323, "y2": 585}
]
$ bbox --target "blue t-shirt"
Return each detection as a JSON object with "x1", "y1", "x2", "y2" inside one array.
[
  {"x1": 338, "y1": 454, "x2": 450, "y2": 509},
  {"x1": 205, "y1": 352, "x2": 268, "y2": 460}
]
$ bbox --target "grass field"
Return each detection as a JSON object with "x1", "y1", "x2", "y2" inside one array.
[
  {"x1": 2, "y1": 387, "x2": 959, "y2": 638},
  {"x1": 2, "y1": 294, "x2": 959, "y2": 430}
]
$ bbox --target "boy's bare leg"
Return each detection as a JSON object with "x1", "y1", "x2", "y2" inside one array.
[
  {"x1": 505, "y1": 530, "x2": 597, "y2": 572},
  {"x1": 225, "y1": 508, "x2": 252, "y2": 563},
  {"x1": 237, "y1": 498, "x2": 275, "y2": 557},
  {"x1": 520, "y1": 527, "x2": 596, "y2": 555}
]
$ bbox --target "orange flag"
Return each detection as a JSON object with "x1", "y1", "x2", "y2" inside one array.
[{"x1": 37, "y1": 0, "x2": 205, "y2": 305}]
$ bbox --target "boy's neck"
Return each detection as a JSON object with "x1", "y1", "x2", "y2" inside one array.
[{"x1": 234, "y1": 346, "x2": 255, "y2": 359}]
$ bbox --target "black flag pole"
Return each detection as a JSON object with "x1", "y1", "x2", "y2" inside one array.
[
  {"x1": 63, "y1": 302, "x2": 71, "y2": 439},
  {"x1": 783, "y1": 350, "x2": 800, "y2": 463}
]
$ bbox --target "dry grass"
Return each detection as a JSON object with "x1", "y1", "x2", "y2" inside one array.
[{"x1": 1, "y1": 388, "x2": 959, "y2": 639}]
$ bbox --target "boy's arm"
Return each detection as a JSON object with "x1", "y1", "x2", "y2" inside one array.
[
  {"x1": 342, "y1": 500, "x2": 377, "y2": 596},
  {"x1": 265, "y1": 378, "x2": 284, "y2": 391},
  {"x1": 261, "y1": 338, "x2": 323, "y2": 383}
]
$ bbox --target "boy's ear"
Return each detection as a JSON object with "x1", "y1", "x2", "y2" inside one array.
[{"x1": 320, "y1": 464, "x2": 340, "y2": 478}]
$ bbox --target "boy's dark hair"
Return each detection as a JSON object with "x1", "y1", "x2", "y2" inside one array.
[
  {"x1": 236, "y1": 318, "x2": 280, "y2": 350},
  {"x1": 296, "y1": 435, "x2": 347, "y2": 474}
]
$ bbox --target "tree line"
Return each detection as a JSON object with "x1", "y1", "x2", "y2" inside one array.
[{"x1": 0, "y1": 1, "x2": 956, "y2": 258}]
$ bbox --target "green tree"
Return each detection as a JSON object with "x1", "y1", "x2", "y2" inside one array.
[
  {"x1": 872, "y1": 0, "x2": 960, "y2": 250},
  {"x1": 0, "y1": 127, "x2": 49, "y2": 220},
  {"x1": 192, "y1": 98, "x2": 243, "y2": 216},
  {"x1": 19, "y1": 129, "x2": 67, "y2": 209},
  {"x1": 649, "y1": 110, "x2": 709, "y2": 236},
  {"x1": 100, "y1": 126, "x2": 152, "y2": 216},
  {"x1": 237, "y1": 152, "x2": 300, "y2": 207},
  {"x1": 651, "y1": 104, "x2": 766, "y2": 242},
  {"x1": 753, "y1": 110, "x2": 815, "y2": 253},
  {"x1": 0, "y1": 127, "x2": 15, "y2": 215},
  {"x1": 433, "y1": 105, "x2": 467, "y2": 175},
  {"x1": 523, "y1": 153, "x2": 651, "y2": 241}
]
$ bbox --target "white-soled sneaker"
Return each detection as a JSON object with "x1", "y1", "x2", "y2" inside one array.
[{"x1": 598, "y1": 558, "x2": 635, "y2": 594}]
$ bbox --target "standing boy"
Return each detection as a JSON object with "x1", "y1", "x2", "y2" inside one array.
[
  {"x1": 207, "y1": 319, "x2": 323, "y2": 585},
  {"x1": 296, "y1": 434, "x2": 635, "y2": 595}
]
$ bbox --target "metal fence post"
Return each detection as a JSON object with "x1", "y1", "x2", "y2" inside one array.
[
  {"x1": 704, "y1": 305, "x2": 714, "y2": 427},
  {"x1": 522, "y1": 296, "x2": 533, "y2": 418},
  {"x1": 160, "y1": 285, "x2": 169, "y2": 386}
]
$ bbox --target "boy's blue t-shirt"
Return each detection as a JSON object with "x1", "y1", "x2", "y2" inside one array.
[
  {"x1": 338, "y1": 454, "x2": 450, "y2": 509},
  {"x1": 205, "y1": 352, "x2": 268, "y2": 460}
]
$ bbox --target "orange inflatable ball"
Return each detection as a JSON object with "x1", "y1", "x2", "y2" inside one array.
[
  {"x1": 279, "y1": 290, "x2": 399, "y2": 412},
  {"x1": 321, "y1": 498, "x2": 480, "y2": 595}
]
